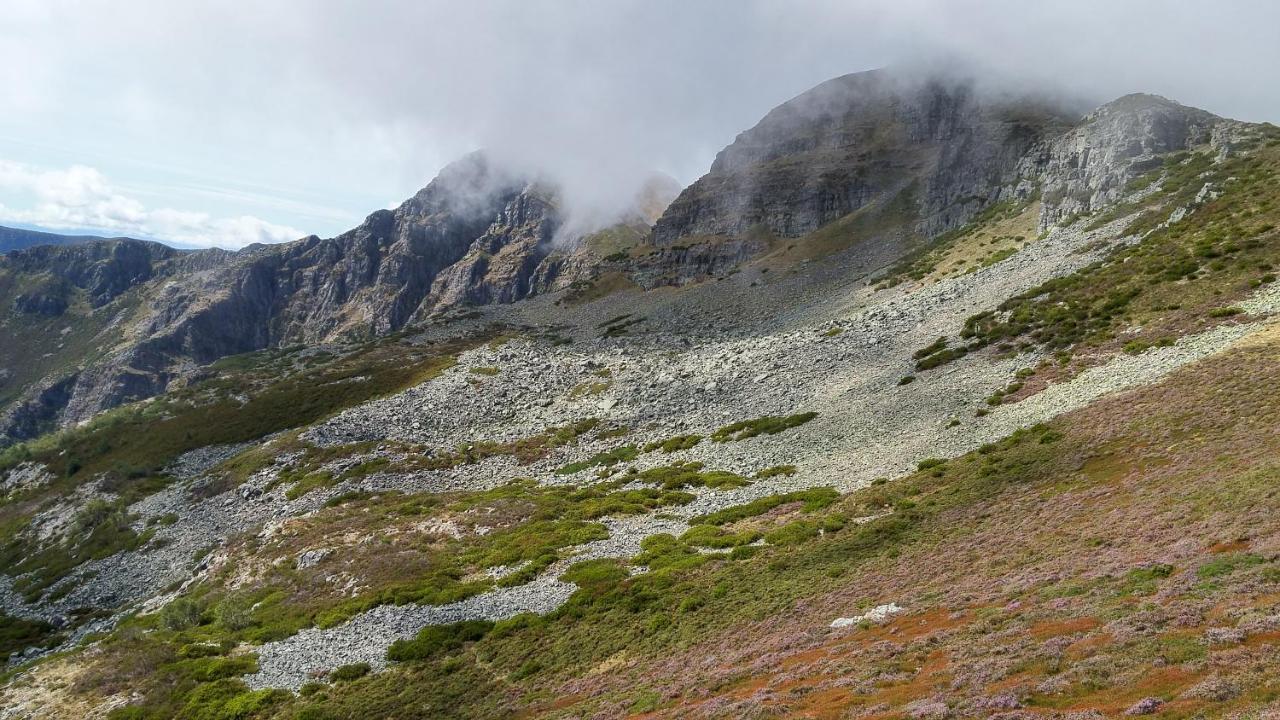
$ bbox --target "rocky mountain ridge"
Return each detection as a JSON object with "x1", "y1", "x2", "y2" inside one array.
[
  {"x1": 0, "y1": 156, "x2": 668, "y2": 444},
  {"x1": 0, "y1": 70, "x2": 1243, "y2": 447}
]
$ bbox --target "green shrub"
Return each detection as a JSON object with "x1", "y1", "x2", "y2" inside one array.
[
  {"x1": 386, "y1": 620, "x2": 494, "y2": 662},
  {"x1": 560, "y1": 559, "x2": 629, "y2": 588},
  {"x1": 555, "y1": 445, "x2": 639, "y2": 474},
  {"x1": 329, "y1": 662, "x2": 371, "y2": 682},
  {"x1": 632, "y1": 462, "x2": 749, "y2": 490},
  {"x1": 915, "y1": 345, "x2": 969, "y2": 371},
  {"x1": 912, "y1": 337, "x2": 948, "y2": 360},
  {"x1": 642, "y1": 434, "x2": 703, "y2": 453},
  {"x1": 633, "y1": 534, "x2": 704, "y2": 572},
  {"x1": 161, "y1": 598, "x2": 203, "y2": 631},
  {"x1": 680, "y1": 525, "x2": 760, "y2": 549},
  {"x1": 214, "y1": 594, "x2": 255, "y2": 632},
  {"x1": 692, "y1": 488, "x2": 839, "y2": 525}
]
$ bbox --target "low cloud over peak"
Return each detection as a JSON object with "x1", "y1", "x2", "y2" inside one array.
[{"x1": 1, "y1": 1, "x2": 1276, "y2": 247}]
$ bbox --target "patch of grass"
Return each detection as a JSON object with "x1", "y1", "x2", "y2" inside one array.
[
  {"x1": 877, "y1": 197, "x2": 1036, "y2": 288},
  {"x1": 0, "y1": 612, "x2": 62, "y2": 657},
  {"x1": 1122, "y1": 336, "x2": 1175, "y2": 355},
  {"x1": 1116, "y1": 564, "x2": 1175, "y2": 596},
  {"x1": 680, "y1": 525, "x2": 760, "y2": 549},
  {"x1": 691, "y1": 487, "x2": 839, "y2": 525},
  {"x1": 632, "y1": 462, "x2": 750, "y2": 490},
  {"x1": 710, "y1": 412, "x2": 817, "y2": 442},
  {"x1": 283, "y1": 471, "x2": 337, "y2": 501},
  {"x1": 642, "y1": 434, "x2": 703, "y2": 453},
  {"x1": 763, "y1": 515, "x2": 847, "y2": 546},
  {"x1": 555, "y1": 446, "x2": 640, "y2": 475},
  {"x1": 1196, "y1": 552, "x2": 1265, "y2": 579},
  {"x1": 1208, "y1": 306, "x2": 1244, "y2": 318},
  {"x1": 329, "y1": 662, "x2": 371, "y2": 682}
]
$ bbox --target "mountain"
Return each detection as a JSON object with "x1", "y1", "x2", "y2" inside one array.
[
  {"x1": 3, "y1": 66, "x2": 1280, "y2": 719},
  {"x1": 0, "y1": 73, "x2": 1242, "y2": 446},
  {"x1": 652, "y1": 71, "x2": 1073, "y2": 244},
  {"x1": 0, "y1": 153, "x2": 676, "y2": 445},
  {"x1": 0, "y1": 226, "x2": 124, "y2": 254}
]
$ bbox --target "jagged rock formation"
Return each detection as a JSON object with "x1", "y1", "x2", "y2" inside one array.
[
  {"x1": 1032, "y1": 93, "x2": 1226, "y2": 227},
  {"x1": 0, "y1": 155, "x2": 666, "y2": 443}
]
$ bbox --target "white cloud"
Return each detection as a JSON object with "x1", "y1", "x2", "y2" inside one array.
[
  {"x1": 0, "y1": 160, "x2": 303, "y2": 249},
  {"x1": 0, "y1": 1, "x2": 1276, "y2": 243}
]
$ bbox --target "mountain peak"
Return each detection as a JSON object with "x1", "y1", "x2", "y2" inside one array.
[
  {"x1": 652, "y1": 67, "x2": 1078, "y2": 247},
  {"x1": 1089, "y1": 92, "x2": 1220, "y2": 123}
]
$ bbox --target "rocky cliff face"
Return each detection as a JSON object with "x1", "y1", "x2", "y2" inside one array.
[
  {"x1": 650, "y1": 70, "x2": 1079, "y2": 248},
  {"x1": 5, "y1": 240, "x2": 184, "y2": 307},
  {"x1": 1031, "y1": 93, "x2": 1225, "y2": 228}
]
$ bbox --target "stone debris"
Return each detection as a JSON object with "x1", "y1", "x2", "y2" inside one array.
[{"x1": 831, "y1": 603, "x2": 904, "y2": 628}]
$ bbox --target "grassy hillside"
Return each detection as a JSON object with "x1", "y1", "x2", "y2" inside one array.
[
  {"x1": 9, "y1": 314, "x2": 1280, "y2": 718},
  {"x1": 0, "y1": 333, "x2": 488, "y2": 607}
]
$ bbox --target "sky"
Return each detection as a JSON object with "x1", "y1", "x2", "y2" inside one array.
[{"x1": 1, "y1": 1, "x2": 1277, "y2": 249}]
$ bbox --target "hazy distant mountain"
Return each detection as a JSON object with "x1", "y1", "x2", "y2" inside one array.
[{"x1": 0, "y1": 225, "x2": 131, "y2": 254}]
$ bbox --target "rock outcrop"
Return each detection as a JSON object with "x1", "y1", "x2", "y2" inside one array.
[{"x1": 1032, "y1": 93, "x2": 1224, "y2": 227}]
